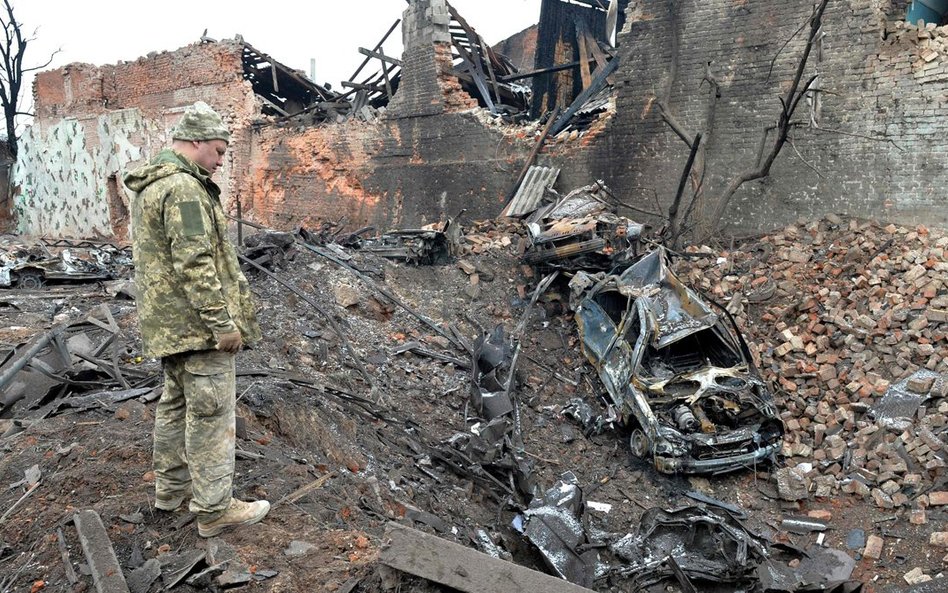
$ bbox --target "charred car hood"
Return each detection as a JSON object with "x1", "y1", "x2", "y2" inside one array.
[
  {"x1": 570, "y1": 247, "x2": 784, "y2": 474},
  {"x1": 615, "y1": 248, "x2": 718, "y2": 349}
]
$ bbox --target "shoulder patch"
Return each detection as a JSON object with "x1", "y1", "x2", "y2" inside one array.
[{"x1": 177, "y1": 201, "x2": 206, "y2": 236}]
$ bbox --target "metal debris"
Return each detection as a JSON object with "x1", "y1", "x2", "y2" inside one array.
[
  {"x1": 358, "y1": 228, "x2": 452, "y2": 265},
  {"x1": 0, "y1": 239, "x2": 131, "y2": 289},
  {"x1": 870, "y1": 369, "x2": 942, "y2": 427},
  {"x1": 780, "y1": 516, "x2": 829, "y2": 534},
  {"x1": 517, "y1": 472, "x2": 602, "y2": 588},
  {"x1": 571, "y1": 247, "x2": 783, "y2": 474},
  {"x1": 524, "y1": 182, "x2": 644, "y2": 271},
  {"x1": 611, "y1": 505, "x2": 861, "y2": 593},
  {"x1": 438, "y1": 324, "x2": 535, "y2": 497},
  {"x1": 503, "y1": 166, "x2": 560, "y2": 218},
  {"x1": 0, "y1": 305, "x2": 158, "y2": 419}
]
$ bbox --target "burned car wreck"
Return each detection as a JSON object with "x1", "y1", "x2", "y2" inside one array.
[{"x1": 571, "y1": 248, "x2": 783, "y2": 474}]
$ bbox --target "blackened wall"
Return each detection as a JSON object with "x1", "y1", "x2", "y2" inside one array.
[{"x1": 551, "y1": 0, "x2": 948, "y2": 235}]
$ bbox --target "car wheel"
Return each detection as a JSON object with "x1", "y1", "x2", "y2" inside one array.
[
  {"x1": 629, "y1": 428, "x2": 651, "y2": 458},
  {"x1": 17, "y1": 270, "x2": 45, "y2": 290}
]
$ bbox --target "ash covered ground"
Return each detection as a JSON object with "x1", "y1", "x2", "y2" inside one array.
[{"x1": 0, "y1": 215, "x2": 945, "y2": 592}]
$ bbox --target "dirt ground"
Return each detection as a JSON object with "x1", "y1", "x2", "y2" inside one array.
[{"x1": 0, "y1": 217, "x2": 945, "y2": 592}]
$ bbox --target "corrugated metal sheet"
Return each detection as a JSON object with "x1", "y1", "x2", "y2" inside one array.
[{"x1": 502, "y1": 166, "x2": 560, "y2": 218}]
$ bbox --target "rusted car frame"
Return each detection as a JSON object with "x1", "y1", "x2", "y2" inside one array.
[{"x1": 572, "y1": 248, "x2": 783, "y2": 474}]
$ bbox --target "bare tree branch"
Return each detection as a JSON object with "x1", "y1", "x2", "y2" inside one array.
[
  {"x1": 768, "y1": 18, "x2": 808, "y2": 80},
  {"x1": 811, "y1": 125, "x2": 904, "y2": 151},
  {"x1": 701, "y1": 0, "x2": 830, "y2": 241},
  {"x1": 666, "y1": 132, "x2": 702, "y2": 248},
  {"x1": 788, "y1": 138, "x2": 824, "y2": 178},
  {"x1": 0, "y1": 0, "x2": 57, "y2": 158}
]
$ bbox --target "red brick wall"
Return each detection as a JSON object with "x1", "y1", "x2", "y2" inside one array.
[
  {"x1": 246, "y1": 111, "x2": 533, "y2": 231},
  {"x1": 34, "y1": 42, "x2": 248, "y2": 123},
  {"x1": 27, "y1": 40, "x2": 258, "y2": 239}
]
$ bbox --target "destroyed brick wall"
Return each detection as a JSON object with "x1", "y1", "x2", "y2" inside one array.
[
  {"x1": 552, "y1": 0, "x2": 948, "y2": 235},
  {"x1": 387, "y1": 0, "x2": 478, "y2": 118},
  {"x1": 243, "y1": 0, "x2": 532, "y2": 230},
  {"x1": 246, "y1": 111, "x2": 531, "y2": 230},
  {"x1": 13, "y1": 0, "x2": 532, "y2": 238},
  {"x1": 13, "y1": 41, "x2": 257, "y2": 239}
]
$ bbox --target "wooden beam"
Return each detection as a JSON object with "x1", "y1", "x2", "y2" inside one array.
[
  {"x1": 576, "y1": 22, "x2": 592, "y2": 90},
  {"x1": 358, "y1": 47, "x2": 402, "y2": 67},
  {"x1": 379, "y1": 48, "x2": 393, "y2": 97},
  {"x1": 337, "y1": 62, "x2": 399, "y2": 101},
  {"x1": 549, "y1": 57, "x2": 619, "y2": 136},
  {"x1": 447, "y1": 3, "x2": 496, "y2": 113},
  {"x1": 583, "y1": 28, "x2": 615, "y2": 85},
  {"x1": 347, "y1": 19, "x2": 401, "y2": 82},
  {"x1": 341, "y1": 81, "x2": 386, "y2": 93},
  {"x1": 499, "y1": 59, "x2": 596, "y2": 83},
  {"x1": 380, "y1": 522, "x2": 596, "y2": 593},
  {"x1": 479, "y1": 37, "x2": 502, "y2": 106}
]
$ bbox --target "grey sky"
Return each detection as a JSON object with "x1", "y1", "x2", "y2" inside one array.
[{"x1": 15, "y1": 0, "x2": 541, "y2": 127}]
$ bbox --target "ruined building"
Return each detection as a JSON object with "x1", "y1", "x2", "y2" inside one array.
[{"x1": 11, "y1": 0, "x2": 948, "y2": 241}]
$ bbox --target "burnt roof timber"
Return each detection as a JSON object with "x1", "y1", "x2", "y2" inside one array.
[
  {"x1": 338, "y1": 62, "x2": 400, "y2": 102},
  {"x1": 239, "y1": 41, "x2": 336, "y2": 102},
  {"x1": 549, "y1": 56, "x2": 619, "y2": 135},
  {"x1": 447, "y1": 2, "x2": 497, "y2": 112},
  {"x1": 348, "y1": 19, "x2": 402, "y2": 82},
  {"x1": 341, "y1": 81, "x2": 386, "y2": 93},
  {"x1": 498, "y1": 58, "x2": 595, "y2": 82},
  {"x1": 576, "y1": 21, "x2": 593, "y2": 89},
  {"x1": 358, "y1": 47, "x2": 403, "y2": 67}
]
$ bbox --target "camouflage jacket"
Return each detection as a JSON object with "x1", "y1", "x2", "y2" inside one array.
[{"x1": 124, "y1": 149, "x2": 260, "y2": 359}]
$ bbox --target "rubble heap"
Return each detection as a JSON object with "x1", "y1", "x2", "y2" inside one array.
[{"x1": 680, "y1": 216, "x2": 947, "y2": 510}]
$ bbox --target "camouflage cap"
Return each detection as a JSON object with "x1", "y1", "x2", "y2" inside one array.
[{"x1": 171, "y1": 101, "x2": 231, "y2": 142}]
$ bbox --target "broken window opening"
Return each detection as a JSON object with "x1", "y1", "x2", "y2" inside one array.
[
  {"x1": 642, "y1": 326, "x2": 743, "y2": 379},
  {"x1": 593, "y1": 290, "x2": 627, "y2": 325}
]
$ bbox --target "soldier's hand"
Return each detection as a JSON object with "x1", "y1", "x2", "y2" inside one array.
[{"x1": 215, "y1": 331, "x2": 243, "y2": 353}]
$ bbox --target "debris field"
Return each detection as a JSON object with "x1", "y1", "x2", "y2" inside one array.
[{"x1": 0, "y1": 213, "x2": 945, "y2": 593}]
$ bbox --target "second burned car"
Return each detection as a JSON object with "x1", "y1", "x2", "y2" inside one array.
[{"x1": 571, "y1": 248, "x2": 784, "y2": 474}]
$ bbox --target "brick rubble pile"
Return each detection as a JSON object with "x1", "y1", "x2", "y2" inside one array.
[{"x1": 680, "y1": 215, "x2": 947, "y2": 520}]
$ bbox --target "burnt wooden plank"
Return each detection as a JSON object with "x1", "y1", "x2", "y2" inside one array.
[
  {"x1": 380, "y1": 522, "x2": 595, "y2": 593},
  {"x1": 576, "y1": 22, "x2": 592, "y2": 90},
  {"x1": 479, "y1": 37, "x2": 502, "y2": 106},
  {"x1": 499, "y1": 60, "x2": 595, "y2": 83},
  {"x1": 341, "y1": 81, "x2": 386, "y2": 93},
  {"x1": 358, "y1": 47, "x2": 402, "y2": 67},
  {"x1": 447, "y1": 3, "x2": 496, "y2": 113},
  {"x1": 73, "y1": 510, "x2": 131, "y2": 593},
  {"x1": 348, "y1": 19, "x2": 401, "y2": 82},
  {"x1": 549, "y1": 57, "x2": 619, "y2": 136}
]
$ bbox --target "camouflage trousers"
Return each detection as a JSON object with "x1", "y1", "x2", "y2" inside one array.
[{"x1": 154, "y1": 349, "x2": 236, "y2": 521}]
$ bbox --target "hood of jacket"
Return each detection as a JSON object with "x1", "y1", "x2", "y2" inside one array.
[{"x1": 123, "y1": 149, "x2": 214, "y2": 194}]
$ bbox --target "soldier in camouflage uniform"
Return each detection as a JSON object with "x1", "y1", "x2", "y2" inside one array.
[{"x1": 125, "y1": 102, "x2": 269, "y2": 537}]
